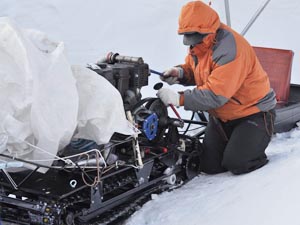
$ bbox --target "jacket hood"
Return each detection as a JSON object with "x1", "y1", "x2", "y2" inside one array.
[{"x1": 178, "y1": 1, "x2": 220, "y2": 35}]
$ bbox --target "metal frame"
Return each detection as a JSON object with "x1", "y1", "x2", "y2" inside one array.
[
  {"x1": 223, "y1": 0, "x2": 271, "y2": 35},
  {"x1": 0, "y1": 112, "x2": 206, "y2": 224},
  {"x1": 241, "y1": 0, "x2": 272, "y2": 36}
]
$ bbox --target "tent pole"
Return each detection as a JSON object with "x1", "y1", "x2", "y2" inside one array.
[
  {"x1": 224, "y1": 0, "x2": 231, "y2": 27},
  {"x1": 241, "y1": 0, "x2": 271, "y2": 36}
]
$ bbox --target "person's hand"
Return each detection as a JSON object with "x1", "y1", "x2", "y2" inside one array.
[
  {"x1": 156, "y1": 88, "x2": 180, "y2": 106},
  {"x1": 160, "y1": 67, "x2": 183, "y2": 85}
]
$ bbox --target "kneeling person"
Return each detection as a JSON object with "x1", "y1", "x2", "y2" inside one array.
[{"x1": 157, "y1": 1, "x2": 276, "y2": 175}]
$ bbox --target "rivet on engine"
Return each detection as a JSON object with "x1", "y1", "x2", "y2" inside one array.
[{"x1": 45, "y1": 207, "x2": 51, "y2": 213}]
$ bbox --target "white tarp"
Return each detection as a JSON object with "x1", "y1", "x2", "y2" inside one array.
[
  {"x1": 0, "y1": 17, "x2": 135, "y2": 169},
  {"x1": 72, "y1": 65, "x2": 136, "y2": 144}
]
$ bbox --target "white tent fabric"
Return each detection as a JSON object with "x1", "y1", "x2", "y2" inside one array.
[
  {"x1": 0, "y1": 18, "x2": 135, "y2": 169},
  {"x1": 72, "y1": 65, "x2": 136, "y2": 144},
  {"x1": 0, "y1": 17, "x2": 78, "y2": 166}
]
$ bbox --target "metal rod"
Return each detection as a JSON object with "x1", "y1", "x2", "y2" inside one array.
[
  {"x1": 150, "y1": 69, "x2": 163, "y2": 76},
  {"x1": 126, "y1": 111, "x2": 143, "y2": 169},
  {"x1": 241, "y1": 0, "x2": 271, "y2": 36},
  {"x1": 170, "y1": 104, "x2": 182, "y2": 120},
  {"x1": 17, "y1": 167, "x2": 39, "y2": 188},
  {"x1": 182, "y1": 119, "x2": 208, "y2": 126},
  {"x1": 2, "y1": 169, "x2": 18, "y2": 190},
  {"x1": 224, "y1": 0, "x2": 231, "y2": 27}
]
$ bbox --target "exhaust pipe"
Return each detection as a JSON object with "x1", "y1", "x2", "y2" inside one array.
[{"x1": 98, "y1": 52, "x2": 144, "y2": 65}]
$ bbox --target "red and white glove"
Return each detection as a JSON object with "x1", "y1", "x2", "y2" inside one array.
[
  {"x1": 160, "y1": 67, "x2": 184, "y2": 85},
  {"x1": 156, "y1": 88, "x2": 180, "y2": 106}
]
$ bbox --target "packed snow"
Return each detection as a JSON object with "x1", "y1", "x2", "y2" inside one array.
[
  {"x1": 126, "y1": 128, "x2": 300, "y2": 225},
  {"x1": 0, "y1": 0, "x2": 300, "y2": 225}
]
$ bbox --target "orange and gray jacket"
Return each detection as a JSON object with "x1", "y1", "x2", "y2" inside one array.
[{"x1": 177, "y1": 1, "x2": 276, "y2": 122}]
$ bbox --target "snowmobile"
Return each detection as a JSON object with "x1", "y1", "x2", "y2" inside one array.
[
  {"x1": 0, "y1": 52, "x2": 204, "y2": 225},
  {"x1": 0, "y1": 48, "x2": 300, "y2": 225}
]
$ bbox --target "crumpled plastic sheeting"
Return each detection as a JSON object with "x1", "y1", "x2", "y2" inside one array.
[
  {"x1": 0, "y1": 17, "x2": 79, "y2": 167},
  {"x1": 0, "y1": 18, "x2": 135, "y2": 170},
  {"x1": 72, "y1": 65, "x2": 135, "y2": 144}
]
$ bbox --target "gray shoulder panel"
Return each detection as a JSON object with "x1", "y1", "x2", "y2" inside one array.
[
  {"x1": 212, "y1": 29, "x2": 237, "y2": 66},
  {"x1": 183, "y1": 89, "x2": 228, "y2": 111}
]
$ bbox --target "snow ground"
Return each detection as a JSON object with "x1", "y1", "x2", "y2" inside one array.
[
  {"x1": 1, "y1": 1, "x2": 300, "y2": 225},
  {"x1": 126, "y1": 128, "x2": 300, "y2": 225}
]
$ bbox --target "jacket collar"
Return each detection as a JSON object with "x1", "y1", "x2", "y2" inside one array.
[{"x1": 189, "y1": 33, "x2": 216, "y2": 55}]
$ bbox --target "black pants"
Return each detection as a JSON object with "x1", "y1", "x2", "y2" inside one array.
[{"x1": 200, "y1": 110, "x2": 275, "y2": 175}]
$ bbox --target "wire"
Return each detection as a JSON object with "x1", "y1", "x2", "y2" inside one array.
[
  {"x1": 102, "y1": 164, "x2": 117, "y2": 174},
  {"x1": 24, "y1": 137, "x2": 132, "y2": 165},
  {"x1": 2, "y1": 132, "x2": 138, "y2": 187},
  {"x1": 123, "y1": 164, "x2": 140, "y2": 169},
  {"x1": 81, "y1": 151, "x2": 101, "y2": 187},
  {"x1": 4, "y1": 131, "x2": 133, "y2": 167},
  {"x1": 22, "y1": 140, "x2": 75, "y2": 166},
  {"x1": 183, "y1": 112, "x2": 195, "y2": 135},
  {"x1": 63, "y1": 148, "x2": 107, "y2": 168},
  {"x1": 179, "y1": 126, "x2": 205, "y2": 133}
]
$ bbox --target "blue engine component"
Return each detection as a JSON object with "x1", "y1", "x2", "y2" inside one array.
[
  {"x1": 142, "y1": 113, "x2": 158, "y2": 140},
  {"x1": 70, "y1": 139, "x2": 98, "y2": 151}
]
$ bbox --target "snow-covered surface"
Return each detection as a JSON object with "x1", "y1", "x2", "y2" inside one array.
[
  {"x1": 0, "y1": 0, "x2": 300, "y2": 224},
  {"x1": 126, "y1": 128, "x2": 300, "y2": 225}
]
